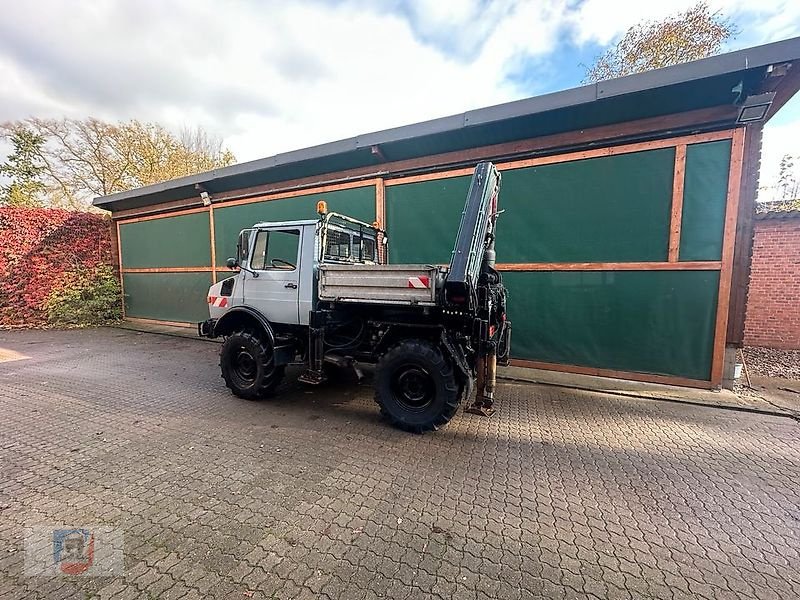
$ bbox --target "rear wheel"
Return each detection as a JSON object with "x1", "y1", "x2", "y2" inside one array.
[
  {"x1": 220, "y1": 331, "x2": 285, "y2": 400},
  {"x1": 374, "y1": 340, "x2": 460, "y2": 433}
]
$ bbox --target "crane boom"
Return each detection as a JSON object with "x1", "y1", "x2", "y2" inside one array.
[{"x1": 444, "y1": 161, "x2": 501, "y2": 307}]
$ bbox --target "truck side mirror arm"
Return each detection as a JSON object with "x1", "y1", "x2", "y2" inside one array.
[{"x1": 227, "y1": 256, "x2": 259, "y2": 278}]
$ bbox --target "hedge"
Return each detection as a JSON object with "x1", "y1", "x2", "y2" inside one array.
[{"x1": 0, "y1": 207, "x2": 120, "y2": 327}]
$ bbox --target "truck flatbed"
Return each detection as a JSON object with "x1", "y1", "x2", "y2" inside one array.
[{"x1": 318, "y1": 263, "x2": 442, "y2": 306}]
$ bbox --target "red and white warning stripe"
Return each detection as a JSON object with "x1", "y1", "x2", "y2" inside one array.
[
  {"x1": 407, "y1": 276, "x2": 430, "y2": 289},
  {"x1": 208, "y1": 296, "x2": 229, "y2": 308}
]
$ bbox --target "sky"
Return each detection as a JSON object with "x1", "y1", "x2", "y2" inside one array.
[{"x1": 1, "y1": 0, "x2": 799, "y2": 200}]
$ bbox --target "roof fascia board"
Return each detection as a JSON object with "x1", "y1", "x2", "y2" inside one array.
[
  {"x1": 95, "y1": 36, "x2": 800, "y2": 209},
  {"x1": 598, "y1": 37, "x2": 800, "y2": 99}
]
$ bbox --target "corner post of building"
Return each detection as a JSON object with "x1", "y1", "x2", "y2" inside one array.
[
  {"x1": 113, "y1": 218, "x2": 126, "y2": 318},
  {"x1": 712, "y1": 127, "x2": 747, "y2": 388},
  {"x1": 726, "y1": 122, "x2": 765, "y2": 343}
]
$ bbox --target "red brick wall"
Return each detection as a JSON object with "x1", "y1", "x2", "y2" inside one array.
[{"x1": 744, "y1": 215, "x2": 800, "y2": 349}]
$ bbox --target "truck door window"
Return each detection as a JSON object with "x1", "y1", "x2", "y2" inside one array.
[{"x1": 252, "y1": 229, "x2": 300, "y2": 270}]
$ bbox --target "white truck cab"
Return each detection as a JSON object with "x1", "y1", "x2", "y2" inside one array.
[{"x1": 207, "y1": 214, "x2": 380, "y2": 326}]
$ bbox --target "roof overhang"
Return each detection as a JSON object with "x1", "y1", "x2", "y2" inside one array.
[{"x1": 95, "y1": 36, "x2": 800, "y2": 214}]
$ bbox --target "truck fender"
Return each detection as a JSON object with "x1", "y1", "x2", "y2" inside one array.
[{"x1": 213, "y1": 306, "x2": 276, "y2": 346}]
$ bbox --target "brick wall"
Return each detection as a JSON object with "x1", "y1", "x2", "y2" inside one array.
[{"x1": 744, "y1": 212, "x2": 800, "y2": 349}]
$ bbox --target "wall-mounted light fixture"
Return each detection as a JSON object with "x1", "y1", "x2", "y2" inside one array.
[
  {"x1": 371, "y1": 144, "x2": 386, "y2": 162},
  {"x1": 737, "y1": 91, "x2": 776, "y2": 124},
  {"x1": 195, "y1": 183, "x2": 212, "y2": 206}
]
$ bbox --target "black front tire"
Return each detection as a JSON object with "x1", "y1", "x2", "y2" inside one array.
[
  {"x1": 220, "y1": 331, "x2": 285, "y2": 400},
  {"x1": 374, "y1": 340, "x2": 460, "y2": 433}
]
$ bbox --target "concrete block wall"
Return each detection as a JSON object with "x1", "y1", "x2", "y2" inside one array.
[{"x1": 744, "y1": 212, "x2": 800, "y2": 349}]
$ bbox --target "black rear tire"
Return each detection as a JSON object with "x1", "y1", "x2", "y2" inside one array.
[
  {"x1": 220, "y1": 331, "x2": 285, "y2": 400},
  {"x1": 374, "y1": 340, "x2": 460, "y2": 433}
]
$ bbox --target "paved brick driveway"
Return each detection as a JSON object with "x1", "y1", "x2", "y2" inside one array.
[{"x1": 1, "y1": 328, "x2": 799, "y2": 600}]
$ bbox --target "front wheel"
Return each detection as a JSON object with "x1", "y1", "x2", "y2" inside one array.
[
  {"x1": 220, "y1": 331, "x2": 285, "y2": 400},
  {"x1": 374, "y1": 340, "x2": 460, "y2": 433}
]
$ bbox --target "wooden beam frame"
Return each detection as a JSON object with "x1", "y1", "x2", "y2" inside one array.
[
  {"x1": 113, "y1": 125, "x2": 746, "y2": 390},
  {"x1": 709, "y1": 127, "x2": 746, "y2": 386},
  {"x1": 121, "y1": 267, "x2": 213, "y2": 273},
  {"x1": 115, "y1": 220, "x2": 125, "y2": 318},
  {"x1": 124, "y1": 317, "x2": 195, "y2": 329},
  {"x1": 383, "y1": 130, "x2": 733, "y2": 187},
  {"x1": 115, "y1": 205, "x2": 209, "y2": 225},
  {"x1": 727, "y1": 123, "x2": 763, "y2": 346},
  {"x1": 109, "y1": 106, "x2": 739, "y2": 221},
  {"x1": 668, "y1": 145, "x2": 687, "y2": 261},
  {"x1": 510, "y1": 359, "x2": 713, "y2": 389},
  {"x1": 209, "y1": 204, "x2": 217, "y2": 284},
  {"x1": 497, "y1": 261, "x2": 721, "y2": 272},
  {"x1": 375, "y1": 178, "x2": 386, "y2": 228},
  {"x1": 375, "y1": 178, "x2": 387, "y2": 263},
  {"x1": 217, "y1": 178, "x2": 380, "y2": 209}
]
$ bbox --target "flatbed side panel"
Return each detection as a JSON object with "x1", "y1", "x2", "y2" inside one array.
[{"x1": 319, "y1": 264, "x2": 440, "y2": 304}]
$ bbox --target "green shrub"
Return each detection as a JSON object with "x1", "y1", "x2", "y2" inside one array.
[{"x1": 45, "y1": 265, "x2": 122, "y2": 327}]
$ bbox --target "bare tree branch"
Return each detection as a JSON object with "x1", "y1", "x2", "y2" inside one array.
[{"x1": 4, "y1": 118, "x2": 236, "y2": 209}]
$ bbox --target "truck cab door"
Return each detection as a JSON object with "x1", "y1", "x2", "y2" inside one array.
[{"x1": 244, "y1": 227, "x2": 302, "y2": 325}]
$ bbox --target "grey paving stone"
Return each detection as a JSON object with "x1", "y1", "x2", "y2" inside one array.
[{"x1": 0, "y1": 328, "x2": 798, "y2": 600}]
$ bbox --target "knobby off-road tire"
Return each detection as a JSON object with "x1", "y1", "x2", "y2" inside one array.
[
  {"x1": 374, "y1": 340, "x2": 460, "y2": 433},
  {"x1": 220, "y1": 331, "x2": 285, "y2": 400}
]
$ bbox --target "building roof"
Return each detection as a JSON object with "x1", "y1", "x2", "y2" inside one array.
[{"x1": 95, "y1": 36, "x2": 800, "y2": 213}]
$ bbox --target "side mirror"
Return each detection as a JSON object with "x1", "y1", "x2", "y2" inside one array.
[{"x1": 226, "y1": 257, "x2": 238, "y2": 269}]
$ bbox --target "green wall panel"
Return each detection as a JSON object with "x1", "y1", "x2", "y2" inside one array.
[
  {"x1": 386, "y1": 148, "x2": 675, "y2": 265},
  {"x1": 679, "y1": 140, "x2": 731, "y2": 261},
  {"x1": 386, "y1": 176, "x2": 471, "y2": 264},
  {"x1": 499, "y1": 148, "x2": 675, "y2": 262},
  {"x1": 120, "y1": 212, "x2": 210, "y2": 268},
  {"x1": 123, "y1": 272, "x2": 212, "y2": 322},
  {"x1": 504, "y1": 269, "x2": 719, "y2": 380},
  {"x1": 213, "y1": 186, "x2": 375, "y2": 267}
]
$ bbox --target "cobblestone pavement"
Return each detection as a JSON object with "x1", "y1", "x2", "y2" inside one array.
[{"x1": 1, "y1": 328, "x2": 799, "y2": 600}]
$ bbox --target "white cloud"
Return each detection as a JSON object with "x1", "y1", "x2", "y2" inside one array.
[
  {"x1": 568, "y1": 0, "x2": 697, "y2": 46},
  {"x1": 759, "y1": 100, "x2": 800, "y2": 202},
  {"x1": 0, "y1": 0, "x2": 559, "y2": 162},
  {"x1": 567, "y1": 0, "x2": 800, "y2": 48},
  {"x1": 0, "y1": 0, "x2": 798, "y2": 177}
]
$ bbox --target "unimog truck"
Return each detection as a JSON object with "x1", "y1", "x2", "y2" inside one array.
[{"x1": 198, "y1": 161, "x2": 511, "y2": 432}]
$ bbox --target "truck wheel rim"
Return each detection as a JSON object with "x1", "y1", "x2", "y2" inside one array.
[
  {"x1": 392, "y1": 365, "x2": 435, "y2": 411},
  {"x1": 234, "y1": 349, "x2": 257, "y2": 382}
]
